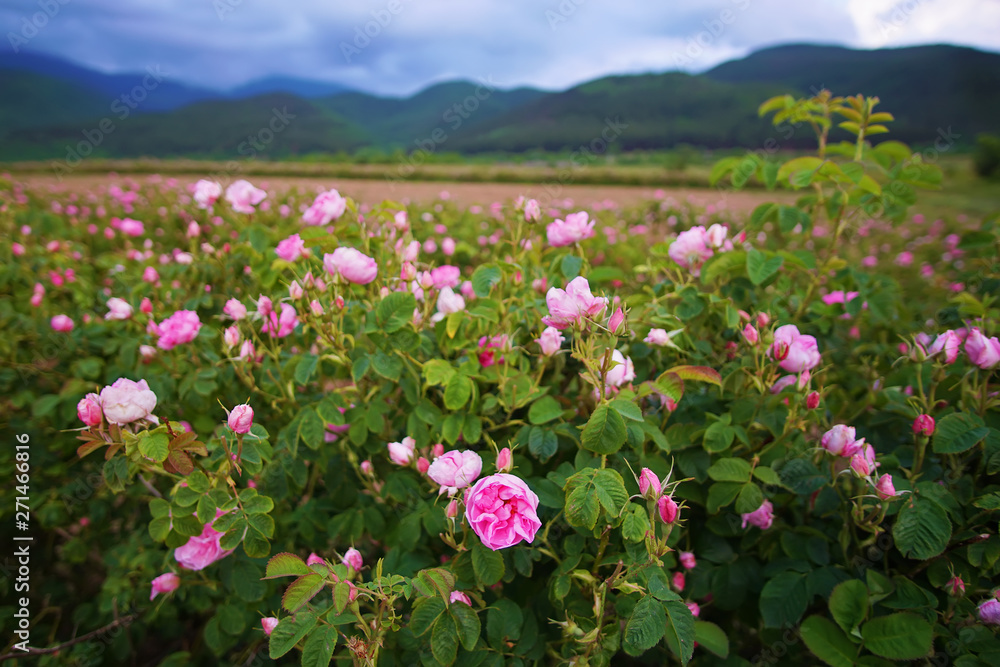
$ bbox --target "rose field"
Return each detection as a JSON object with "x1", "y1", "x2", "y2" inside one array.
[{"x1": 3, "y1": 92, "x2": 1000, "y2": 666}]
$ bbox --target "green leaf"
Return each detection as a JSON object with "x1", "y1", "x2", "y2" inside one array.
[
  {"x1": 528, "y1": 396, "x2": 563, "y2": 425},
  {"x1": 662, "y1": 599, "x2": 696, "y2": 665},
  {"x1": 666, "y1": 365, "x2": 721, "y2": 386},
  {"x1": 269, "y1": 613, "x2": 317, "y2": 659},
  {"x1": 759, "y1": 572, "x2": 808, "y2": 628},
  {"x1": 693, "y1": 621, "x2": 729, "y2": 658},
  {"x1": 371, "y1": 349, "x2": 403, "y2": 381},
  {"x1": 735, "y1": 483, "x2": 764, "y2": 514},
  {"x1": 471, "y1": 264, "x2": 502, "y2": 297},
  {"x1": 580, "y1": 404, "x2": 627, "y2": 455},
  {"x1": 139, "y1": 432, "x2": 169, "y2": 463},
  {"x1": 281, "y1": 574, "x2": 326, "y2": 613},
  {"x1": 746, "y1": 249, "x2": 784, "y2": 285},
  {"x1": 706, "y1": 482, "x2": 742, "y2": 514},
  {"x1": 376, "y1": 291, "x2": 417, "y2": 333},
  {"x1": 800, "y1": 615, "x2": 857, "y2": 667},
  {"x1": 528, "y1": 427, "x2": 558, "y2": 463},
  {"x1": 301, "y1": 626, "x2": 338, "y2": 667},
  {"x1": 610, "y1": 398, "x2": 644, "y2": 422},
  {"x1": 892, "y1": 495, "x2": 952, "y2": 560},
  {"x1": 654, "y1": 371, "x2": 684, "y2": 403},
  {"x1": 186, "y1": 471, "x2": 209, "y2": 493},
  {"x1": 423, "y1": 359, "x2": 456, "y2": 386},
  {"x1": 860, "y1": 613, "x2": 933, "y2": 661},
  {"x1": 298, "y1": 408, "x2": 325, "y2": 450},
  {"x1": 622, "y1": 503, "x2": 651, "y2": 543},
  {"x1": 444, "y1": 373, "x2": 473, "y2": 411},
  {"x1": 486, "y1": 599, "x2": 522, "y2": 650},
  {"x1": 450, "y1": 603, "x2": 481, "y2": 652},
  {"x1": 294, "y1": 354, "x2": 319, "y2": 385},
  {"x1": 431, "y1": 613, "x2": 460, "y2": 665},
  {"x1": 196, "y1": 494, "x2": 217, "y2": 525},
  {"x1": 410, "y1": 596, "x2": 447, "y2": 637},
  {"x1": 623, "y1": 596, "x2": 666, "y2": 657},
  {"x1": 565, "y1": 484, "x2": 600, "y2": 530},
  {"x1": 560, "y1": 255, "x2": 583, "y2": 280},
  {"x1": 593, "y1": 468, "x2": 629, "y2": 517},
  {"x1": 932, "y1": 413, "x2": 988, "y2": 454},
  {"x1": 472, "y1": 540, "x2": 505, "y2": 585},
  {"x1": 703, "y1": 421, "x2": 735, "y2": 453},
  {"x1": 829, "y1": 579, "x2": 868, "y2": 636},
  {"x1": 707, "y1": 458, "x2": 752, "y2": 482}
]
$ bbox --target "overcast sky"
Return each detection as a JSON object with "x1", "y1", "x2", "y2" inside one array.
[{"x1": 3, "y1": 0, "x2": 999, "y2": 96}]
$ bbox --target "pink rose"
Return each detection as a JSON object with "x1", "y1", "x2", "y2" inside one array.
[
  {"x1": 946, "y1": 576, "x2": 965, "y2": 597},
  {"x1": 428, "y1": 450, "x2": 483, "y2": 495},
  {"x1": 225, "y1": 180, "x2": 266, "y2": 214},
  {"x1": 430, "y1": 265, "x2": 461, "y2": 289},
  {"x1": 679, "y1": 551, "x2": 696, "y2": 570},
  {"x1": 928, "y1": 330, "x2": 961, "y2": 364},
  {"x1": 223, "y1": 325, "x2": 241, "y2": 348},
  {"x1": 875, "y1": 474, "x2": 897, "y2": 500},
  {"x1": 387, "y1": 436, "x2": 416, "y2": 465},
  {"x1": 536, "y1": 326, "x2": 565, "y2": 356},
  {"x1": 542, "y1": 277, "x2": 608, "y2": 329},
  {"x1": 706, "y1": 224, "x2": 728, "y2": 248},
  {"x1": 850, "y1": 441, "x2": 876, "y2": 477},
  {"x1": 105, "y1": 297, "x2": 133, "y2": 321},
  {"x1": 668, "y1": 226, "x2": 714, "y2": 275},
  {"x1": 645, "y1": 328, "x2": 671, "y2": 346},
  {"x1": 431, "y1": 287, "x2": 465, "y2": 323},
  {"x1": 118, "y1": 218, "x2": 145, "y2": 236},
  {"x1": 50, "y1": 314, "x2": 74, "y2": 332},
  {"x1": 324, "y1": 247, "x2": 378, "y2": 285},
  {"x1": 275, "y1": 234, "x2": 306, "y2": 262},
  {"x1": 966, "y1": 328, "x2": 1000, "y2": 369},
  {"x1": 608, "y1": 307, "x2": 626, "y2": 334},
  {"x1": 639, "y1": 468, "x2": 661, "y2": 499},
  {"x1": 465, "y1": 473, "x2": 541, "y2": 550},
  {"x1": 741, "y1": 499, "x2": 775, "y2": 530},
  {"x1": 523, "y1": 199, "x2": 540, "y2": 222},
  {"x1": 743, "y1": 324, "x2": 759, "y2": 345},
  {"x1": 343, "y1": 547, "x2": 363, "y2": 572},
  {"x1": 150, "y1": 572, "x2": 180, "y2": 600},
  {"x1": 821, "y1": 424, "x2": 857, "y2": 457},
  {"x1": 672, "y1": 571, "x2": 685, "y2": 591},
  {"x1": 307, "y1": 552, "x2": 324, "y2": 566},
  {"x1": 228, "y1": 404, "x2": 254, "y2": 434},
  {"x1": 782, "y1": 334, "x2": 821, "y2": 373},
  {"x1": 261, "y1": 617, "x2": 279, "y2": 636},
  {"x1": 496, "y1": 447, "x2": 513, "y2": 473},
  {"x1": 156, "y1": 310, "x2": 202, "y2": 350},
  {"x1": 174, "y1": 515, "x2": 233, "y2": 570},
  {"x1": 657, "y1": 495, "x2": 679, "y2": 523},
  {"x1": 223, "y1": 298, "x2": 247, "y2": 320},
  {"x1": 302, "y1": 189, "x2": 347, "y2": 226},
  {"x1": 450, "y1": 591, "x2": 472, "y2": 606},
  {"x1": 979, "y1": 599, "x2": 1000, "y2": 625},
  {"x1": 193, "y1": 180, "x2": 222, "y2": 209},
  {"x1": 262, "y1": 303, "x2": 298, "y2": 338},
  {"x1": 99, "y1": 378, "x2": 157, "y2": 424},
  {"x1": 77, "y1": 393, "x2": 103, "y2": 426},
  {"x1": 605, "y1": 349, "x2": 635, "y2": 388},
  {"x1": 913, "y1": 414, "x2": 935, "y2": 436},
  {"x1": 546, "y1": 211, "x2": 595, "y2": 247}
]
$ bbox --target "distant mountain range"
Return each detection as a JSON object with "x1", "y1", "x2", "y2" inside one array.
[{"x1": 1, "y1": 44, "x2": 998, "y2": 161}]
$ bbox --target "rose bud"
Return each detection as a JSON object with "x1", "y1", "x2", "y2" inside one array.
[
  {"x1": 657, "y1": 495, "x2": 679, "y2": 524},
  {"x1": 638, "y1": 468, "x2": 661, "y2": 500},
  {"x1": 913, "y1": 414, "x2": 935, "y2": 436},
  {"x1": 228, "y1": 404, "x2": 254, "y2": 434}
]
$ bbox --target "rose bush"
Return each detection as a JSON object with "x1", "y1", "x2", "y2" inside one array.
[{"x1": 2, "y1": 90, "x2": 1000, "y2": 666}]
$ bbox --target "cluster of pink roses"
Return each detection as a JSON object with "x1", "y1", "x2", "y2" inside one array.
[
  {"x1": 384, "y1": 439, "x2": 540, "y2": 550},
  {"x1": 78, "y1": 377, "x2": 158, "y2": 426},
  {"x1": 821, "y1": 424, "x2": 897, "y2": 499},
  {"x1": 302, "y1": 189, "x2": 347, "y2": 226},
  {"x1": 546, "y1": 211, "x2": 594, "y2": 247},
  {"x1": 638, "y1": 467, "x2": 681, "y2": 525},
  {"x1": 914, "y1": 327, "x2": 1000, "y2": 369},
  {"x1": 668, "y1": 224, "x2": 732, "y2": 276},
  {"x1": 151, "y1": 310, "x2": 202, "y2": 350}
]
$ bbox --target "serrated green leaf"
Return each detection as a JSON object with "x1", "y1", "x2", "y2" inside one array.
[
  {"x1": 269, "y1": 613, "x2": 317, "y2": 659},
  {"x1": 139, "y1": 432, "x2": 169, "y2": 463},
  {"x1": 282, "y1": 574, "x2": 326, "y2": 613},
  {"x1": 860, "y1": 613, "x2": 932, "y2": 661},
  {"x1": 472, "y1": 539, "x2": 505, "y2": 584},
  {"x1": 707, "y1": 458, "x2": 752, "y2": 482},
  {"x1": 301, "y1": 626, "x2": 337, "y2": 667},
  {"x1": 444, "y1": 373, "x2": 473, "y2": 411},
  {"x1": 746, "y1": 249, "x2": 784, "y2": 286},
  {"x1": 800, "y1": 615, "x2": 857, "y2": 667},
  {"x1": 528, "y1": 395, "x2": 563, "y2": 425},
  {"x1": 623, "y1": 596, "x2": 666, "y2": 657},
  {"x1": 581, "y1": 404, "x2": 627, "y2": 455}
]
